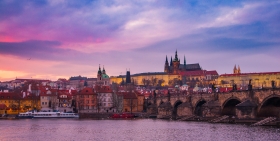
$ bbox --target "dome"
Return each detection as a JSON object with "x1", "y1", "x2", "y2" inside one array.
[{"x1": 102, "y1": 74, "x2": 109, "y2": 78}]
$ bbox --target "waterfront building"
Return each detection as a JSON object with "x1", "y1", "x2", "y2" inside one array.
[
  {"x1": 114, "y1": 71, "x2": 145, "y2": 113},
  {"x1": 217, "y1": 65, "x2": 280, "y2": 89},
  {"x1": 57, "y1": 90, "x2": 76, "y2": 113},
  {"x1": 120, "y1": 91, "x2": 138, "y2": 112},
  {"x1": 40, "y1": 87, "x2": 59, "y2": 112},
  {"x1": 0, "y1": 92, "x2": 40, "y2": 115},
  {"x1": 75, "y1": 87, "x2": 97, "y2": 113},
  {"x1": 95, "y1": 85, "x2": 115, "y2": 113}
]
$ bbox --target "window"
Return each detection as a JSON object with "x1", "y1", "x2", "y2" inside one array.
[{"x1": 42, "y1": 102, "x2": 44, "y2": 105}]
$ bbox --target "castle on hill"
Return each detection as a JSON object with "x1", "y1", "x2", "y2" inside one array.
[{"x1": 164, "y1": 50, "x2": 202, "y2": 74}]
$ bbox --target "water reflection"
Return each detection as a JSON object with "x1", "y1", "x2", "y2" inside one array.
[{"x1": 0, "y1": 119, "x2": 279, "y2": 141}]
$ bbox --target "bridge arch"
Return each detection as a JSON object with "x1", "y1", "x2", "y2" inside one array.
[
  {"x1": 194, "y1": 99, "x2": 207, "y2": 116},
  {"x1": 258, "y1": 95, "x2": 280, "y2": 117},
  {"x1": 172, "y1": 100, "x2": 183, "y2": 119},
  {"x1": 221, "y1": 97, "x2": 241, "y2": 116}
]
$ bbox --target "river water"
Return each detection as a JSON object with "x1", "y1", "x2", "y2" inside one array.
[{"x1": 0, "y1": 119, "x2": 279, "y2": 141}]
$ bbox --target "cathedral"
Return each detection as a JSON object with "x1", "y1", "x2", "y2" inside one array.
[{"x1": 164, "y1": 50, "x2": 202, "y2": 74}]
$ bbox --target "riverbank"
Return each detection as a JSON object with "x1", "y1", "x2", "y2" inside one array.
[{"x1": 2, "y1": 113, "x2": 280, "y2": 127}]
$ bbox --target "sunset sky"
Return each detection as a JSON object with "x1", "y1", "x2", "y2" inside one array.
[{"x1": 0, "y1": 0, "x2": 280, "y2": 81}]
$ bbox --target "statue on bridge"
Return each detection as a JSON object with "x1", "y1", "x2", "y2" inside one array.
[
  {"x1": 272, "y1": 80, "x2": 275, "y2": 88},
  {"x1": 153, "y1": 90, "x2": 157, "y2": 104},
  {"x1": 248, "y1": 79, "x2": 252, "y2": 91}
]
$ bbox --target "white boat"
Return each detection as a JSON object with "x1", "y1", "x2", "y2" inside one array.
[{"x1": 17, "y1": 111, "x2": 79, "y2": 118}]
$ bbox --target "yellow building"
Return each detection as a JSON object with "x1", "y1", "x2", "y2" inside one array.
[
  {"x1": 110, "y1": 72, "x2": 180, "y2": 86},
  {"x1": 217, "y1": 65, "x2": 280, "y2": 88},
  {"x1": 122, "y1": 92, "x2": 138, "y2": 112},
  {"x1": 0, "y1": 92, "x2": 41, "y2": 115}
]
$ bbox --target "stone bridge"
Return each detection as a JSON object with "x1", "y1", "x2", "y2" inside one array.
[{"x1": 147, "y1": 89, "x2": 280, "y2": 119}]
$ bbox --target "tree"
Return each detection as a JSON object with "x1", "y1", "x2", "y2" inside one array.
[
  {"x1": 111, "y1": 83, "x2": 122, "y2": 112},
  {"x1": 145, "y1": 79, "x2": 151, "y2": 86},
  {"x1": 157, "y1": 79, "x2": 165, "y2": 87},
  {"x1": 142, "y1": 78, "x2": 151, "y2": 86},
  {"x1": 151, "y1": 77, "x2": 158, "y2": 86},
  {"x1": 142, "y1": 78, "x2": 146, "y2": 86}
]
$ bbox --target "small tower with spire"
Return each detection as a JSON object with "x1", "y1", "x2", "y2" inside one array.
[
  {"x1": 184, "y1": 55, "x2": 186, "y2": 70},
  {"x1": 164, "y1": 55, "x2": 170, "y2": 73},
  {"x1": 237, "y1": 65, "x2": 241, "y2": 74},
  {"x1": 233, "y1": 64, "x2": 241, "y2": 74}
]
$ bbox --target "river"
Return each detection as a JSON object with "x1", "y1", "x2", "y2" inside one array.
[{"x1": 0, "y1": 119, "x2": 279, "y2": 141}]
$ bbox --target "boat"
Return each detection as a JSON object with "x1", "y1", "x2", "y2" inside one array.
[
  {"x1": 17, "y1": 111, "x2": 79, "y2": 118},
  {"x1": 111, "y1": 113, "x2": 135, "y2": 118}
]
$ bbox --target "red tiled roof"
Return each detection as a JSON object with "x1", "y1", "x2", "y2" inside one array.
[
  {"x1": 95, "y1": 85, "x2": 112, "y2": 93},
  {"x1": 117, "y1": 92, "x2": 137, "y2": 99},
  {"x1": 180, "y1": 70, "x2": 218, "y2": 76},
  {"x1": 78, "y1": 87, "x2": 96, "y2": 95}
]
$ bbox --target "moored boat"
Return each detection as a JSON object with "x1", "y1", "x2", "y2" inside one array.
[
  {"x1": 17, "y1": 111, "x2": 79, "y2": 118},
  {"x1": 111, "y1": 113, "x2": 135, "y2": 118}
]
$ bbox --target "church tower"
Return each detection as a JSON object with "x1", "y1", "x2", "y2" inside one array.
[
  {"x1": 97, "y1": 65, "x2": 102, "y2": 81},
  {"x1": 102, "y1": 65, "x2": 106, "y2": 74},
  {"x1": 97, "y1": 64, "x2": 110, "y2": 85},
  {"x1": 172, "y1": 50, "x2": 180, "y2": 74},
  {"x1": 233, "y1": 65, "x2": 241, "y2": 74},
  {"x1": 164, "y1": 55, "x2": 169, "y2": 73},
  {"x1": 237, "y1": 65, "x2": 241, "y2": 74}
]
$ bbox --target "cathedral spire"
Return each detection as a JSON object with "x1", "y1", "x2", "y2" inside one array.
[
  {"x1": 164, "y1": 55, "x2": 169, "y2": 73},
  {"x1": 170, "y1": 56, "x2": 173, "y2": 66},
  {"x1": 174, "y1": 50, "x2": 178, "y2": 61}
]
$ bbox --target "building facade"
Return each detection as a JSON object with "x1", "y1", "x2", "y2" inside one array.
[
  {"x1": 75, "y1": 87, "x2": 97, "y2": 113},
  {"x1": 95, "y1": 85, "x2": 115, "y2": 113},
  {"x1": 217, "y1": 65, "x2": 280, "y2": 89}
]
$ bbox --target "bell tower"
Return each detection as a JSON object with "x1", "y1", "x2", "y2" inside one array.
[
  {"x1": 173, "y1": 50, "x2": 180, "y2": 74},
  {"x1": 97, "y1": 64, "x2": 102, "y2": 81}
]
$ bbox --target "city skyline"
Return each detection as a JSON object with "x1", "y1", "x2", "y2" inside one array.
[{"x1": 1, "y1": 0, "x2": 280, "y2": 81}]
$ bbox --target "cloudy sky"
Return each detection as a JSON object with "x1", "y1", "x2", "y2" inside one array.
[{"x1": 0, "y1": 0, "x2": 280, "y2": 81}]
